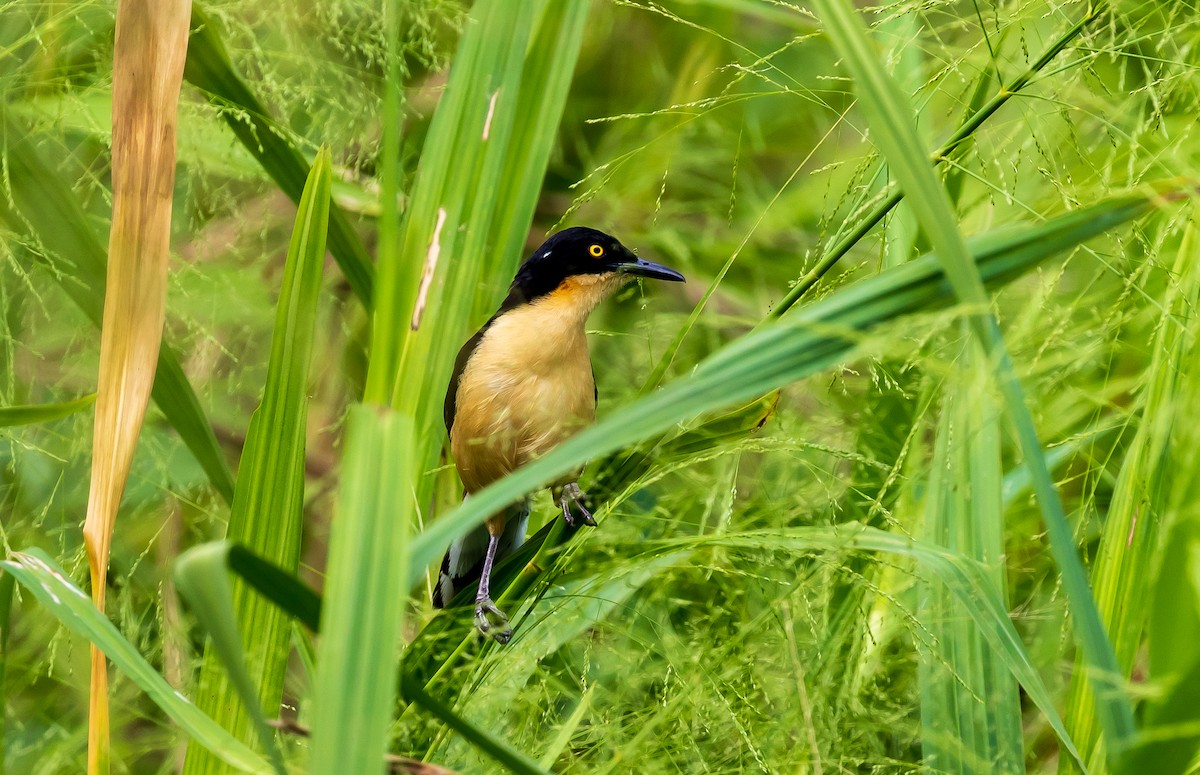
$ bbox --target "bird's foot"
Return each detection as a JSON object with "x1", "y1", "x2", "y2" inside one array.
[
  {"x1": 559, "y1": 482, "x2": 596, "y2": 527},
  {"x1": 474, "y1": 598, "x2": 513, "y2": 644}
]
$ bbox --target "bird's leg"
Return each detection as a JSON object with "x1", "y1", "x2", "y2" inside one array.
[
  {"x1": 558, "y1": 482, "x2": 596, "y2": 527},
  {"x1": 473, "y1": 532, "x2": 512, "y2": 644}
]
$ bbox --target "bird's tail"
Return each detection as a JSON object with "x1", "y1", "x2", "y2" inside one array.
[{"x1": 431, "y1": 500, "x2": 530, "y2": 609}]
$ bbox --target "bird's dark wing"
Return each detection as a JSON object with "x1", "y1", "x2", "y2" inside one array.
[
  {"x1": 443, "y1": 284, "x2": 529, "y2": 434},
  {"x1": 444, "y1": 324, "x2": 487, "y2": 434}
]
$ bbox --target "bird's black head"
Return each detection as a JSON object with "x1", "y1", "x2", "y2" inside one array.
[{"x1": 507, "y1": 226, "x2": 684, "y2": 304}]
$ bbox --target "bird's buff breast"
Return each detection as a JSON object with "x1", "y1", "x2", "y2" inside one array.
[{"x1": 450, "y1": 295, "x2": 600, "y2": 494}]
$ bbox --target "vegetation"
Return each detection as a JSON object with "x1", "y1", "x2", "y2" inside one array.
[{"x1": 1, "y1": 0, "x2": 1198, "y2": 773}]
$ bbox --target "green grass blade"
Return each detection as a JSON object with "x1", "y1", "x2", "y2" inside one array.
[
  {"x1": 184, "y1": 5, "x2": 374, "y2": 307},
  {"x1": 811, "y1": 0, "x2": 1137, "y2": 759},
  {"x1": 0, "y1": 549, "x2": 271, "y2": 774},
  {"x1": 409, "y1": 191, "x2": 1166, "y2": 576},
  {"x1": 224, "y1": 545, "x2": 322, "y2": 633},
  {"x1": 175, "y1": 543, "x2": 287, "y2": 775},
  {"x1": 1130, "y1": 516, "x2": 1200, "y2": 773},
  {"x1": 309, "y1": 405, "x2": 413, "y2": 775},
  {"x1": 401, "y1": 673, "x2": 548, "y2": 775},
  {"x1": 366, "y1": 0, "x2": 538, "y2": 404},
  {"x1": 364, "y1": 1, "x2": 590, "y2": 534},
  {"x1": 373, "y1": 0, "x2": 403, "y2": 396},
  {"x1": 486, "y1": 0, "x2": 591, "y2": 276},
  {"x1": 0, "y1": 569, "x2": 13, "y2": 775},
  {"x1": 919, "y1": 349, "x2": 1023, "y2": 773},
  {"x1": 1077, "y1": 215, "x2": 1200, "y2": 772},
  {"x1": 770, "y1": 2, "x2": 1106, "y2": 316},
  {"x1": 165, "y1": 539, "x2": 542, "y2": 775},
  {"x1": 0, "y1": 113, "x2": 235, "y2": 503},
  {"x1": 0, "y1": 393, "x2": 95, "y2": 427},
  {"x1": 183, "y1": 148, "x2": 332, "y2": 774}
]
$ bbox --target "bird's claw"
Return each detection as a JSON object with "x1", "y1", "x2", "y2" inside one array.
[
  {"x1": 474, "y1": 598, "x2": 512, "y2": 644},
  {"x1": 559, "y1": 482, "x2": 596, "y2": 527}
]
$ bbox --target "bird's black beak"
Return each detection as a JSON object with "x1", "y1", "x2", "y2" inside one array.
[{"x1": 614, "y1": 257, "x2": 685, "y2": 282}]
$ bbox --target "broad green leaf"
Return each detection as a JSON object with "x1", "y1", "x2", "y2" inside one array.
[
  {"x1": 177, "y1": 540, "x2": 323, "y2": 631},
  {"x1": 309, "y1": 405, "x2": 413, "y2": 775},
  {"x1": 0, "y1": 393, "x2": 95, "y2": 427},
  {"x1": 183, "y1": 148, "x2": 332, "y2": 775},
  {"x1": 0, "y1": 549, "x2": 271, "y2": 774},
  {"x1": 811, "y1": 0, "x2": 1136, "y2": 760}
]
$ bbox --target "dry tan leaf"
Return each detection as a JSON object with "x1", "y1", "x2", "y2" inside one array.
[{"x1": 82, "y1": 1, "x2": 192, "y2": 772}]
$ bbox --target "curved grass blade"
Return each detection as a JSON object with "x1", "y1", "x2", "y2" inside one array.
[
  {"x1": 0, "y1": 549, "x2": 271, "y2": 774},
  {"x1": 409, "y1": 191, "x2": 1167, "y2": 577},
  {"x1": 175, "y1": 543, "x2": 287, "y2": 775},
  {"x1": 0, "y1": 114, "x2": 235, "y2": 503},
  {"x1": 183, "y1": 148, "x2": 332, "y2": 775},
  {"x1": 184, "y1": 5, "x2": 374, "y2": 307},
  {"x1": 0, "y1": 393, "x2": 95, "y2": 427},
  {"x1": 811, "y1": 0, "x2": 1136, "y2": 759}
]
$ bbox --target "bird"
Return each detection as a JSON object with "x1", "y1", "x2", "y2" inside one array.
[{"x1": 432, "y1": 226, "x2": 685, "y2": 643}]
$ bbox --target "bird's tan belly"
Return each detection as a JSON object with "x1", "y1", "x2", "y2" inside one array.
[{"x1": 451, "y1": 360, "x2": 595, "y2": 494}]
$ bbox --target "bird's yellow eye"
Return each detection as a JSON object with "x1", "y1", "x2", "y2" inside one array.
[{"x1": 589, "y1": 244, "x2": 604, "y2": 258}]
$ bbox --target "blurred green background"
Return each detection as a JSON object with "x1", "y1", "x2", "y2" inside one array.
[{"x1": 3, "y1": 0, "x2": 1200, "y2": 772}]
